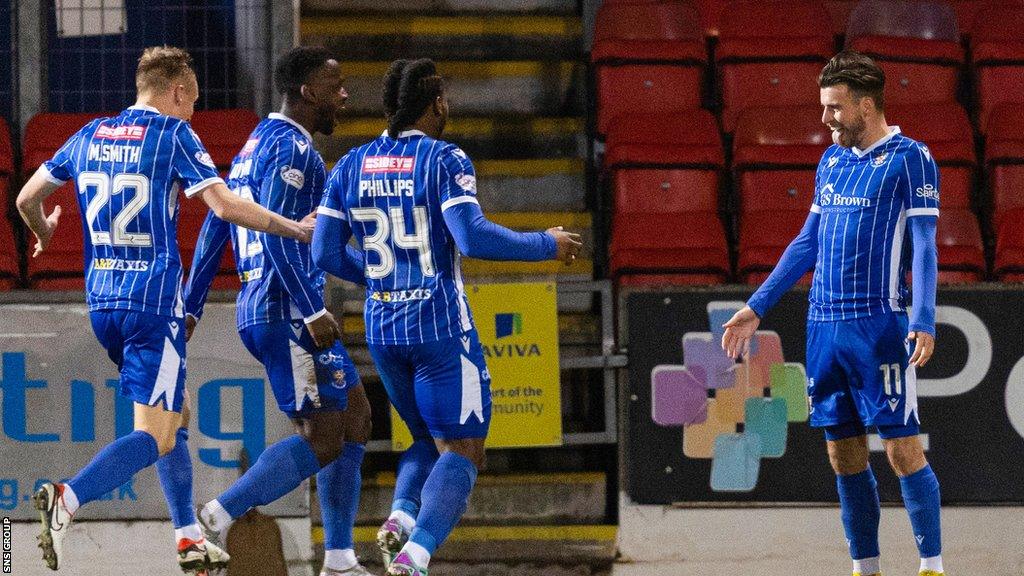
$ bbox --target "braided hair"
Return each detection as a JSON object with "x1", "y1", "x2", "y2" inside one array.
[{"x1": 382, "y1": 58, "x2": 444, "y2": 138}]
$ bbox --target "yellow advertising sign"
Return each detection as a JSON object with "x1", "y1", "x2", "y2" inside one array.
[{"x1": 390, "y1": 282, "x2": 563, "y2": 449}]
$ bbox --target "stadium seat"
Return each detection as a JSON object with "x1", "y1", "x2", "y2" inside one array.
[
  {"x1": 846, "y1": 0, "x2": 963, "y2": 106},
  {"x1": 995, "y1": 208, "x2": 1024, "y2": 281},
  {"x1": 591, "y1": 2, "x2": 707, "y2": 135},
  {"x1": 693, "y1": 0, "x2": 727, "y2": 37},
  {"x1": 823, "y1": 0, "x2": 857, "y2": 37},
  {"x1": 603, "y1": 110, "x2": 722, "y2": 169},
  {"x1": 985, "y1": 104, "x2": 1024, "y2": 234},
  {"x1": 936, "y1": 208, "x2": 986, "y2": 282},
  {"x1": 732, "y1": 106, "x2": 826, "y2": 282},
  {"x1": 189, "y1": 109, "x2": 260, "y2": 170},
  {"x1": 971, "y1": 4, "x2": 1024, "y2": 133},
  {"x1": 951, "y1": 0, "x2": 1023, "y2": 39},
  {"x1": 886, "y1": 103, "x2": 976, "y2": 210},
  {"x1": 610, "y1": 212, "x2": 730, "y2": 282},
  {"x1": 22, "y1": 113, "x2": 111, "y2": 289},
  {"x1": 715, "y1": 0, "x2": 833, "y2": 132},
  {"x1": 0, "y1": 117, "x2": 19, "y2": 289}
]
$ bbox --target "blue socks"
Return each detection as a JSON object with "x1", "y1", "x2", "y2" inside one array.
[
  {"x1": 408, "y1": 452, "x2": 478, "y2": 555},
  {"x1": 836, "y1": 468, "x2": 881, "y2": 562},
  {"x1": 317, "y1": 442, "x2": 366, "y2": 550},
  {"x1": 392, "y1": 439, "x2": 440, "y2": 517},
  {"x1": 219, "y1": 435, "x2": 321, "y2": 519},
  {"x1": 900, "y1": 465, "x2": 942, "y2": 558},
  {"x1": 156, "y1": 427, "x2": 196, "y2": 529},
  {"x1": 67, "y1": 429, "x2": 160, "y2": 506}
]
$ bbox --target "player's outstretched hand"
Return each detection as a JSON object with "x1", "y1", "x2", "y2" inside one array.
[
  {"x1": 307, "y1": 311, "x2": 342, "y2": 349},
  {"x1": 721, "y1": 306, "x2": 760, "y2": 359},
  {"x1": 32, "y1": 205, "x2": 62, "y2": 257},
  {"x1": 907, "y1": 331, "x2": 935, "y2": 367},
  {"x1": 547, "y1": 226, "x2": 583, "y2": 265},
  {"x1": 185, "y1": 314, "x2": 197, "y2": 343},
  {"x1": 294, "y1": 216, "x2": 316, "y2": 244},
  {"x1": 300, "y1": 210, "x2": 317, "y2": 229}
]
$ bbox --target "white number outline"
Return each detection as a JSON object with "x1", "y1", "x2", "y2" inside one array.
[
  {"x1": 232, "y1": 186, "x2": 263, "y2": 259},
  {"x1": 79, "y1": 171, "x2": 152, "y2": 247},
  {"x1": 880, "y1": 362, "x2": 903, "y2": 396},
  {"x1": 350, "y1": 206, "x2": 434, "y2": 280}
]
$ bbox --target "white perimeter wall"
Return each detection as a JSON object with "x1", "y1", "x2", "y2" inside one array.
[
  {"x1": 616, "y1": 493, "x2": 1024, "y2": 575},
  {"x1": 9, "y1": 517, "x2": 314, "y2": 576}
]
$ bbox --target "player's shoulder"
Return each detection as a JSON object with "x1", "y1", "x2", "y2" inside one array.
[
  {"x1": 892, "y1": 132, "x2": 935, "y2": 163},
  {"x1": 817, "y1": 144, "x2": 846, "y2": 168},
  {"x1": 435, "y1": 139, "x2": 473, "y2": 168}
]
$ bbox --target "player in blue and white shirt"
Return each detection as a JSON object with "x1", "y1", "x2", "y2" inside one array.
[
  {"x1": 16, "y1": 47, "x2": 312, "y2": 574},
  {"x1": 311, "y1": 59, "x2": 582, "y2": 576},
  {"x1": 721, "y1": 52, "x2": 944, "y2": 576},
  {"x1": 183, "y1": 47, "x2": 373, "y2": 576}
]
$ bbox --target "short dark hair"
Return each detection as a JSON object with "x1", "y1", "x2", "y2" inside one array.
[
  {"x1": 382, "y1": 58, "x2": 445, "y2": 138},
  {"x1": 136, "y1": 46, "x2": 195, "y2": 94},
  {"x1": 818, "y1": 50, "x2": 886, "y2": 111},
  {"x1": 274, "y1": 46, "x2": 333, "y2": 102}
]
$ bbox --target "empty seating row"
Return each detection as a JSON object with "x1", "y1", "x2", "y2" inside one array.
[
  {"x1": 592, "y1": 0, "x2": 1024, "y2": 134},
  {"x1": 2, "y1": 109, "x2": 257, "y2": 290},
  {"x1": 604, "y1": 105, "x2": 1024, "y2": 285}
]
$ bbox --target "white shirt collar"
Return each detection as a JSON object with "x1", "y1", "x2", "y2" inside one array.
[
  {"x1": 268, "y1": 112, "x2": 313, "y2": 142},
  {"x1": 381, "y1": 129, "x2": 428, "y2": 139},
  {"x1": 852, "y1": 126, "x2": 901, "y2": 158},
  {"x1": 127, "y1": 104, "x2": 160, "y2": 113}
]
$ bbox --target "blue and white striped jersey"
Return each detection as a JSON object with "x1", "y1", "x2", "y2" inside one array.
[
  {"x1": 319, "y1": 130, "x2": 479, "y2": 345},
  {"x1": 41, "y1": 105, "x2": 223, "y2": 318},
  {"x1": 183, "y1": 113, "x2": 327, "y2": 330},
  {"x1": 808, "y1": 128, "x2": 940, "y2": 321}
]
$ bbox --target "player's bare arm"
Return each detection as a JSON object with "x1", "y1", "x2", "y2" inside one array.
[
  {"x1": 198, "y1": 181, "x2": 314, "y2": 242},
  {"x1": 15, "y1": 171, "x2": 63, "y2": 257},
  {"x1": 305, "y1": 310, "x2": 343, "y2": 349}
]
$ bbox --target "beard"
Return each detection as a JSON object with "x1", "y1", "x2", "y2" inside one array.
[{"x1": 830, "y1": 115, "x2": 866, "y2": 148}]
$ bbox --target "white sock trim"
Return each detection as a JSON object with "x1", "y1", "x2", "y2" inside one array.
[
  {"x1": 920, "y1": 555, "x2": 943, "y2": 572},
  {"x1": 323, "y1": 548, "x2": 357, "y2": 571},
  {"x1": 201, "y1": 500, "x2": 234, "y2": 533},
  {"x1": 390, "y1": 510, "x2": 416, "y2": 533},
  {"x1": 60, "y1": 483, "x2": 80, "y2": 515},
  {"x1": 403, "y1": 541, "x2": 431, "y2": 568},
  {"x1": 175, "y1": 523, "x2": 203, "y2": 542},
  {"x1": 853, "y1": 556, "x2": 881, "y2": 575}
]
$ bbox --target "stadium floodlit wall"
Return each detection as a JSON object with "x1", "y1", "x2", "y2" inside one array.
[
  {"x1": 47, "y1": 0, "x2": 237, "y2": 113},
  {"x1": 0, "y1": 303, "x2": 305, "y2": 521},
  {"x1": 625, "y1": 287, "x2": 1024, "y2": 505}
]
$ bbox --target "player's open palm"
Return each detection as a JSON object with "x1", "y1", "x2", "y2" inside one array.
[
  {"x1": 548, "y1": 226, "x2": 583, "y2": 265},
  {"x1": 32, "y1": 205, "x2": 62, "y2": 257},
  {"x1": 721, "y1": 306, "x2": 760, "y2": 359},
  {"x1": 307, "y1": 311, "x2": 342, "y2": 349}
]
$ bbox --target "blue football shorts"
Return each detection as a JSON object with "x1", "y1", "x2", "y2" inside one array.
[
  {"x1": 806, "y1": 312, "x2": 920, "y2": 437},
  {"x1": 90, "y1": 310, "x2": 187, "y2": 412},
  {"x1": 239, "y1": 319, "x2": 360, "y2": 418},
  {"x1": 369, "y1": 329, "x2": 492, "y2": 441}
]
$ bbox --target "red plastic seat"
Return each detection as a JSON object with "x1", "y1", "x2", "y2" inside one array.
[
  {"x1": 715, "y1": 0, "x2": 833, "y2": 132},
  {"x1": 592, "y1": 2, "x2": 707, "y2": 135},
  {"x1": 610, "y1": 212, "x2": 730, "y2": 280},
  {"x1": 886, "y1": 103, "x2": 976, "y2": 209},
  {"x1": 971, "y1": 5, "x2": 1024, "y2": 133},
  {"x1": 823, "y1": 0, "x2": 858, "y2": 36},
  {"x1": 617, "y1": 272, "x2": 726, "y2": 286},
  {"x1": 737, "y1": 211, "x2": 815, "y2": 284},
  {"x1": 22, "y1": 113, "x2": 112, "y2": 289},
  {"x1": 952, "y1": 0, "x2": 1023, "y2": 39},
  {"x1": 0, "y1": 118, "x2": 18, "y2": 289},
  {"x1": 693, "y1": 0, "x2": 727, "y2": 37},
  {"x1": 985, "y1": 104, "x2": 1024, "y2": 231},
  {"x1": 846, "y1": 0, "x2": 963, "y2": 106},
  {"x1": 604, "y1": 111, "x2": 723, "y2": 169},
  {"x1": 189, "y1": 109, "x2": 260, "y2": 170},
  {"x1": 937, "y1": 209, "x2": 986, "y2": 281},
  {"x1": 996, "y1": 208, "x2": 1024, "y2": 279}
]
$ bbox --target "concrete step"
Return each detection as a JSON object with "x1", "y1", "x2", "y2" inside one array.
[
  {"x1": 312, "y1": 524, "x2": 617, "y2": 566},
  {"x1": 303, "y1": 0, "x2": 578, "y2": 14},
  {"x1": 338, "y1": 60, "x2": 583, "y2": 117},
  {"x1": 301, "y1": 15, "x2": 582, "y2": 61},
  {"x1": 312, "y1": 471, "x2": 607, "y2": 526},
  {"x1": 316, "y1": 116, "x2": 584, "y2": 160}
]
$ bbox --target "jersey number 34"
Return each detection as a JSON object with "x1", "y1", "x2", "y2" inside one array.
[{"x1": 350, "y1": 206, "x2": 434, "y2": 280}]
